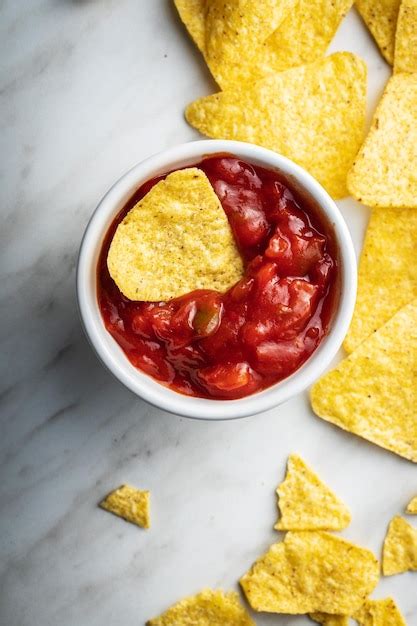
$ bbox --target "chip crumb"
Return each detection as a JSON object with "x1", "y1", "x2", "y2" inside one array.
[
  {"x1": 186, "y1": 52, "x2": 367, "y2": 199},
  {"x1": 312, "y1": 299, "x2": 417, "y2": 463},
  {"x1": 394, "y1": 0, "x2": 417, "y2": 73},
  {"x1": 240, "y1": 531, "x2": 379, "y2": 615},
  {"x1": 406, "y1": 496, "x2": 417, "y2": 514},
  {"x1": 275, "y1": 453, "x2": 351, "y2": 531},
  {"x1": 146, "y1": 589, "x2": 255, "y2": 625},
  {"x1": 354, "y1": 597, "x2": 407, "y2": 625},
  {"x1": 347, "y1": 73, "x2": 417, "y2": 208},
  {"x1": 382, "y1": 515, "x2": 417, "y2": 575},
  {"x1": 99, "y1": 484, "x2": 150, "y2": 529},
  {"x1": 356, "y1": 0, "x2": 402, "y2": 64}
]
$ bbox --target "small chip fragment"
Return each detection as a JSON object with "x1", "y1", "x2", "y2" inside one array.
[
  {"x1": 343, "y1": 208, "x2": 417, "y2": 354},
  {"x1": 186, "y1": 53, "x2": 367, "y2": 199},
  {"x1": 356, "y1": 0, "x2": 402, "y2": 64},
  {"x1": 382, "y1": 515, "x2": 417, "y2": 575},
  {"x1": 394, "y1": 0, "x2": 417, "y2": 73},
  {"x1": 406, "y1": 496, "x2": 417, "y2": 514},
  {"x1": 240, "y1": 531, "x2": 379, "y2": 614},
  {"x1": 99, "y1": 484, "x2": 150, "y2": 528},
  {"x1": 311, "y1": 299, "x2": 417, "y2": 463},
  {"x1": 310, "y1": 613, "x2": 350, "y2": 626},
  {"x1": 275, "y1": 453, "x2": 351, "y2": 531},
  {"x1": 354, "y1": 597, "x2": 407, "y2": 625},
  {"x1": 204, "y1": 0, "x2": 297, "y2": 88},
  {"x1": 347, "y1": 73, "x2": 417, "y2": 208},
  {"x1": 146, "y1": 589, "x2": 255, "y2": 626},
  {"x1": 107, "y1": 168, "x2": 243, "y2": 301},
  {"x1": 174, "y1": 0, "x2": 206, "y2": 54}
]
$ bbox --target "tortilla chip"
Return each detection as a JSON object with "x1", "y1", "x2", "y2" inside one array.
[
  {"x1": 204, "y1": 0, "x2": 297, "y2": 89},
  {"x1": 186, "y1": 53, "x2": 367, "y2": 199},
  {"x1": 394, "y1": 0, "x2": 417, "y2": 73},
  {"x1": 347, "y1": 73, "x2": 417, "y2": 208},
  {"x1": 146, "y1": 589, "x2": 255, "y2": 626},
  {"x1": 310, "y1": 613, "x2": 349, "y2": 626},
  {"x1": 174, "y1": 0, "x2": 206, "y2": 54},
  {"x1": 262, "y1": 0, "x2": 354, "y2": 73},
  {"x1": 356, "y1": 0, "x2": 401, "y2": 64},
  {"x1": 99, "y1": 485, "x2": 150, "y2": 529},
  {"x1": 382, "y1": 515, "x2": 417, "y2": 575},
  {"x1": 311, "y1": 299, "x2": 417, "y2": 462},
  {"x1": 107, "y1": 168, "x2": 243, "y2": 301},
  {"x1": 275, "y1": 454, "x2": 351, "y2": 531},
  {"x1": 354, "y1": 598, "x2": 407, "y2": 625},
  {"x1": 406, "y1": 496, "x2": 417, "y2": 514},
  {"x1": 343, "y1": 208, "x2": 417, "y2": 354},
  {"x1": 240, "y1": 531, "x2": 379, "y2": 614}
]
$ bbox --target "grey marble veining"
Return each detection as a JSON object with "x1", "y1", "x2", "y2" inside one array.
[{"x1": 0, "y1": 1, "x2": 415, "y2": 625}]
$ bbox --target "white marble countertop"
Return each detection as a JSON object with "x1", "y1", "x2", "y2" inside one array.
[{"x1": 0, "y1": 1, "x2": 415, "y2": 624}]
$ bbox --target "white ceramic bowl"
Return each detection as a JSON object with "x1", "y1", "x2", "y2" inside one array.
[{"x1": 77, "y1": 140, "x2": 356, "y2": 420}]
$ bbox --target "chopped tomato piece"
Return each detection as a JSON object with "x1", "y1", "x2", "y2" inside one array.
[{"x1": 197, "y1": 362, "x2": 261, "y2": 399}]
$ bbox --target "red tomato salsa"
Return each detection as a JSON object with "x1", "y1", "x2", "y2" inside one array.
[{"x1": 97, "y1": 156, "x2": 339, "y2": 400}]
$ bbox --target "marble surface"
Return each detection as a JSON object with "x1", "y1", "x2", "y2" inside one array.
[{"x1": 0, "y1": 1, "x2": 415, "y2": 624}]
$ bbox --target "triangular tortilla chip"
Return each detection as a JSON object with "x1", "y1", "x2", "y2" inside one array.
[
  {"x1": 275, "y1": 454, "x2": 351, "y2": 531},
  {"x1": 311, "y1": 300, "x2": 417, "y2": 462},
  {"x1": 382, "y1": 516, "x2": 417, "y2": 575},
  {"x1": 310, "y1": 613, "x2": 349, "y2": 626},
  {"x1": 406, "y1": 496, "x2": 417, "y2": 514},
  {"x1": 240, "y1": 531, "x2": 379, "y2": 615},
  {"x1": 354, "y1": 598, "x2": 407, "y2": 626},
  {"x1": 347, "y1": 73, "x2": 417, "y2": 208},
  {"x1": 186, "y1": 53, "x2": 367, "y2": 199},
  {"x1": 204, "y1": 0, "x2": 297, "y2": 89},
  {"x1": 146, "y1": 589, "x2": 255, "y2": 626},
  {"x1": 356, "y1": 0, "x2": 402, "y2": 64},
  {"x1": 394, "y1": 0, "x2": 417, "y2": 73},
  {"x1": 107, "y1": 168, "x2": 243, "y2": 301},
  {"x1": 174, "y1": 0, "x2": 206, "y2": 53},
  {"x1": 99, "y1": 485, "x2": 150, "y2": 529},
  {"x1": 343, "y1": 208, "x2": 417, "y2": 354}
]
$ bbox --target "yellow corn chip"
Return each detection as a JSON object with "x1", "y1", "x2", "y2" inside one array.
[
  {"x1": 311, "y1": 299, "x2": 417, "y2": 462},
  {"x1": 394, "y1": 0, "x2": 417, "y2": 73},
  {"x1": 186, "y1": 53, "x2": 367, "y2": 199},
  {"x1": 107, "y1": 168, "x2": 243, "y2": 301},
  {"x1": 262, "y1": 0, "x2": 354, "y2": 73},
  {"x1": 146, "y1": 589, "x2": 255, "y2": 626},
  {"x1": 347, "y1": 73, "x2": 417, "y2": 208},
  {"x1": 354, "y1": 598, "x2": 407, "y2": 626},
  {"x1": 382, "y1": 515, "x2": 417, "y2": 575},
  {"x1": 275, "y1": 454, "x2": 351, "y2": 531},
  {"x1": 99, "y1": 484, "x2": 150, "y2": 529},
  {"x1": 356, "y1": 0, "x2": 401, "y2": 64},
  {"x1": 343, "y1": 208, "x2": 417, "y2": 354},
  {"x1": 240, "y1": 531, "x2": 379, "y2": 614},
  {"x1": 406, "y1": 496, "x2": 417, "y2": 514},
  {"x1": 174, "y1": 0, "x2": 206, "y2": 54},
  {"x1": 310, "y1": 613, "x2": 350, "y2": 626},
  {"x1": 204, "y1": 0, "x2": 297, "y2": 89}
]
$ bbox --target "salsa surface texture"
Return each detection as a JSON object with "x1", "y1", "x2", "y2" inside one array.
[{"x1": 98, "y1": 156, "x2": 339, "y2": 400}]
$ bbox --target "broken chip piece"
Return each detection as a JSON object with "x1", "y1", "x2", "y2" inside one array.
[
  {"x1": 406, "y1": 496, "x2": 417, "y2": 514},
  {"x1": 310, "y1": 613, "x2": 350, "y2": 626},
  {"x1": 99, "y1": 484, "x2": 150, "y2": 529},
  {"x1": 240, "y1": 531, "x2": 379, "y2": 615},
  {"x1": 311, "y1": 299, "x2": 417, "y2": 463},
  {"x1": 394, "y1": 0, "x2": 417, "y2": 73},
  {"x1": 186, "y1": 52, "x2": 367, "y2": 199},
  {"x1": 382, "y1": 515, "x2": 417, "y2": 575},
  {"x1": 107, "y1": 168, "x2": 243, "y2": 301},
  {"x1": 146, "y1": 589, "x2": 255, "y2": 626},
  {"x1": 354, "y1": 597, "x2": 407, "y2": 625},
  {"x1": 347, "y1": 73, "x2": 417, "y2": 208},
  {"x1": 343, "y1": 208, "x2": 417, "y2": 354},
  {"x1": 356, "y1": 0, "x2": 402, "y2": 64},
  {"x1": 275, "y1": 453, "x2": 351, "y2": 531}
]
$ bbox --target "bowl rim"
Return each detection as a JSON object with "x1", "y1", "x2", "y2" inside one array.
[{"x1": 76, "y1": 139, "x2": 357, "y2": 420}]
